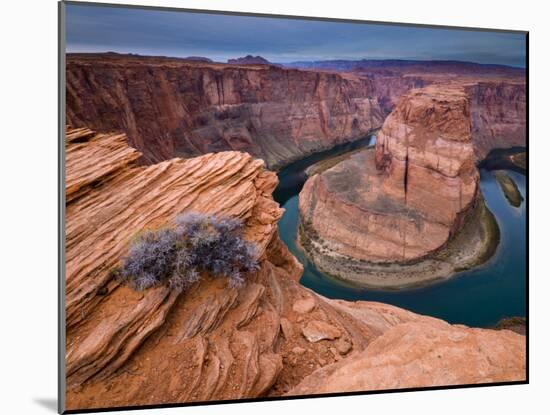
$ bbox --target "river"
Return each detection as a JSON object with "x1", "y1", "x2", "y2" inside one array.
[{"x1": 273, "y1": 134, "x2": 526, "y2": 328}]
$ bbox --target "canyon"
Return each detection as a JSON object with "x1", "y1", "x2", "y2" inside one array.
[
  {"x1": 298, "y1": 83, "x2": 505, "y2": 286},
  {"x1": 64, "y1": 126, "x2": 525, "y2": 410},
  {"x1": 66, "y1": 53, "x2": 525, "y2": 169},
  {"x1": 66, "y1": 53, "x2": 385, "y2": 169}
]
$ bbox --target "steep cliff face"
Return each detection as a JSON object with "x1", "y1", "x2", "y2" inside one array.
[
  {"x1": 374, "y1": 85, "x2": 479, "y2": 230},
  {"x1": 368, "y1": 74, "x2": 428, "y2": 113},
  {"x1": 66, "y1": 54, "x2": 524, "y2": 170},
  {"x1": 467, "y1": 81, "x2": 526, "y2": 158},
  {"x1": 65, "y1": 126, "x2": 524, "y2": 411},
  {"x1": 298, "y1": 84, "x2": 499, "y2": 286},
  {"x1": 66, "y1": 54, "x2": 384, "y2": 169}
]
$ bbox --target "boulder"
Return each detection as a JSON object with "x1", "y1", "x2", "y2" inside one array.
[
  {"x1": 292, "y1": 297, "x2": 316, "y2": 314},
  {"x1": 302, "y1": 321, "x2": 342, "y2": 343}
]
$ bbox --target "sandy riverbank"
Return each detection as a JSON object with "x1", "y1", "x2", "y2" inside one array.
[{"x1": 298, "y1": 193, "x2": 500, "y2": 289}]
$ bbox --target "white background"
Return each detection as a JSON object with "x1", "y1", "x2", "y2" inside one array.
[{"x1": 0, "y1": 0, "x2": 547, "y2": 413}]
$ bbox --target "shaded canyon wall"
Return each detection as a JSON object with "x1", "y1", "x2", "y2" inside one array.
[
  {"x1": 467, "y1": 81, "x2": 527, "y2": 158},
  {"x1": 66, "y1": 54, "x2": 385, "y2": 169},
  {"x1": 66, "y1": 54, "x2": 525, "y2": 170}
]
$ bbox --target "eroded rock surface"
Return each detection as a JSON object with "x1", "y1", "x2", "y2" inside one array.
[
  {"x1": 288, "y1": 319, "x2": 526, "y2": 395},
  {"x1": 65, "y1": 127, "x2": 525, "y2": 410}
]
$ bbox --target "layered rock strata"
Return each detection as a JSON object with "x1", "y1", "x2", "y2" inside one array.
[
  {"x1": 467, "y1": 81, "x2": 526, "y2": 158},
  {"x1": 298, "y1": 85, "x2": 499, "y2": 287},
  {"x1": 66, "y1": 53, "x2": 384, "y2": 169},
  {"x1": 65, "y1": 127, "x2": 524, "y2": 411},
  {"x1": 66, "y1": 54, "x2": 525, "y2": 170}
]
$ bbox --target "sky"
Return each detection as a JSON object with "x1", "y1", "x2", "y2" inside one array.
[{"x1": 65, "y1": 3, "x2": 526, "y2": 67}]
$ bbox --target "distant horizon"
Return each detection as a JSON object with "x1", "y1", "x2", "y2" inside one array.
[
  {"x1": 66, "y1": 4, "x2": 526, "y2": 68},
  {"x1": 66, "y1": 51, "x2": 526, "y2": 69}
]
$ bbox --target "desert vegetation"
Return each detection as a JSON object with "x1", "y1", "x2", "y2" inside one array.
[{"x1": 116, "y1": 212, "x2": 259, "y2": 291}]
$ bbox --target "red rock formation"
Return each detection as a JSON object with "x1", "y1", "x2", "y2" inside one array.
[
  {"x1": 64, "y1": 127, "x2": 524, "y2": 411},
  {"x1": 65, "y1": 126, "x2": 291, "y2": 407},
  {"x1": 66, "y1": 53, "x2": 384, "y2": 169},
  {"x1": 288, "y1": 319, "x2": 525, "y2": 395},
  {"x1": 66, "y1": 54, "x2": 524, "y2": 170},
  {"x1": 298, "y1": 84, "x2": 503, "y2": 287},
  {"x1": 301, "y1": 85, "x2": 479, "y2": 263},
  {"x1": 375, "y1": 85, "x2": 479, "y2": 231}
]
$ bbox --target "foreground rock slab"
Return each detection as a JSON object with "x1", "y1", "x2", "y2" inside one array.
[
  {"x1": 302, "y1": 320, "x2": 342, "y2": 343},
  {"x1": 288, "y1": 320, "x2": 526, "y2": 395}
]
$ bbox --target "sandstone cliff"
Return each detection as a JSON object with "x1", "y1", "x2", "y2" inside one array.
[
  {"x1": 467, "y1": 81, "x2": 526, "y2": 158},
  {"x1": 66, "y1": 53, "x2": 384, "y2": 169},
  {"x1": 66, "y1": 54, "x2": 524, "y2": 171},
  {"x1": 65, "y1": 126, "x2": 524, "y2": 410},
  {"x1": 298, "y1": 84, "x2": 499, "y2": 286}
]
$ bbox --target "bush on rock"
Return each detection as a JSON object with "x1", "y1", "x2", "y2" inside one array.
[{"x1": 117, "y1": 212, "x2": 259, "y2": 291}]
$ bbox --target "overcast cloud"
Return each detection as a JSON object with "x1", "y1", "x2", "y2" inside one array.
[{"x1": 66, "y1": 4, "x2": 526, "y2": 67}]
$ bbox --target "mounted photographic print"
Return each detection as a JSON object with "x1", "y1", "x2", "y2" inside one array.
[{"x1": 59, "y1": 1, "x2": 528, "y2": 413}]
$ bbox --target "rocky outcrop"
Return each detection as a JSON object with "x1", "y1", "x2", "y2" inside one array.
[
  {"x1": 467, "y1": 82, "x2": 526, "y2": 158},
  {"x1": 66, "y1": 53, "x2": 384, "y2": 169},
  {"x1": 298, "y1": 84, "x2": 499, "y2": 286},
  {"x1": 65, "y1": 126, "x2": 291, "y2": 407},
  {"x1": 495, "y1": 171, "x2": 524, "y2": 207},
  {"x1": 374, "y1": 85, "x2": 479, "y2": 236},
  {"x1": 65, "y1": 127, "x2": 524, "y2": 411},
  {"x1": 288, "y1": 319, "x2": 525, "y2": 395},
  {"x1": 494, "y1": 317, "x2": 527, "y2": 336}
]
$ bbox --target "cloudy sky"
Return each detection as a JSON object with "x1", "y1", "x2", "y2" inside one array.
[{"x1": 65, "y1": 3, "x2": 526, "y2": 67}]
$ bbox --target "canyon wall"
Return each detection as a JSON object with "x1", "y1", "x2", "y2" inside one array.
[
  {"x1": 65, "y1": 126, "x2": 524, "y2": 410},
  {"x1": 367, "y1": 74, "x2": 429, "y2": 114},
  {"x1": 66, "y1": 54, "x2": 385, "y2": 169},
  {"x1": 467, "y1": 81, "x2": 527, "y2": 158},
  {"x1": 66, "y1": 55, "x2": 525, "y2": 170}
]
